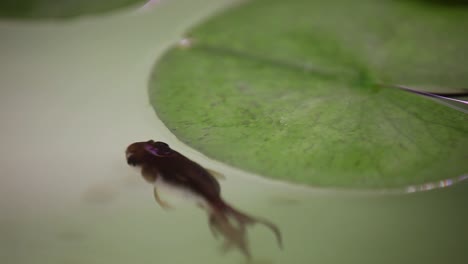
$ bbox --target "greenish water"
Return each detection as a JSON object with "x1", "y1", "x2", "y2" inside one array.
[
  {"x1": 2, "y1": 179, "x2": 468, "y2": 264},
  {"x1": 0, "y1": 1, "x2": 467, "y2": 264}
]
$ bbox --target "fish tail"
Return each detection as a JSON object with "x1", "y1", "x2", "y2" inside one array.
[
  {"x1": 222, "y1": 201, "x2": 283, "y2": 249},
  {"x1": 209, "y1": 199, "x2": 283, "y2": 256},
  {"x1": 209, "y1": 204, "x2": 252, "y2": 259}
]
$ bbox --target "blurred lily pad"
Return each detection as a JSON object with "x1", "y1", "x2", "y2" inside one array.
[
  {"x1": 0, "y1": 0, "x2": 145, "y2": 19},
  {"x1": 149, "y1": 0, "x2": 468, "y2": 188}
]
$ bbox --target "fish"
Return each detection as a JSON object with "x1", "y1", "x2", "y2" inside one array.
[{"x1": 125, "y1": 140, "x2": 282, "y2": 259}]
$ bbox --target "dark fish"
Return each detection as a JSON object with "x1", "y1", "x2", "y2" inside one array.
[{"x1": 125, "y1": 140, "x2": 282, "y2": 259}]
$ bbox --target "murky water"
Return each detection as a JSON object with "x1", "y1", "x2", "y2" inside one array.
[{"x1": 0, "y1": 1, "x2": 467, "y2": 263}]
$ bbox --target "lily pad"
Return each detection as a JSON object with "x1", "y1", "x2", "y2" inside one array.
[
  {"x1": 149, "y1": 0, "x2": 468, "y2": 188},
  {"x1": 0, "y1": 0, "x2": 145, "y2": 19}
]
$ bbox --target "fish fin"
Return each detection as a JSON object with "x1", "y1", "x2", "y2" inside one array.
[
  {"x1": 207, "y1": 168, "x2": 225, "y2": 180},
  {"x1": 208, "y1": 208, "x2": 252, "y2": 260},
  {"x1": 222, "y1": 201, "x2": 283, "y2": 250},
  {"x1": 208, "y1": 214, "x2": 220, "y2": 239},
  {"x1": 153, "y1": 187, "x2": 173, "y2": 210}
]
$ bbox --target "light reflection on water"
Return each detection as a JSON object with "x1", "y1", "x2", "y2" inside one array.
[{"x1": 405, "y1": 174, "x2": 468, "y2": 193}]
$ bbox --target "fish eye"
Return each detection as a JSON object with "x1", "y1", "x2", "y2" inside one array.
[
  {"x1": 155, "y1": 141, "x2": 169, "y2": 149},
  {"x1": 144, "y1": 142, "x2": 172, "y2": 157}
]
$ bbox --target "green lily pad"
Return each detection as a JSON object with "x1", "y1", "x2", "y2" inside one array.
[
  {"x1": 149, "y1": 0, "x2": 468, "y2": 188},
  {"x1": 0, "y1": 0, "x2": 145, "y2": 19}
]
